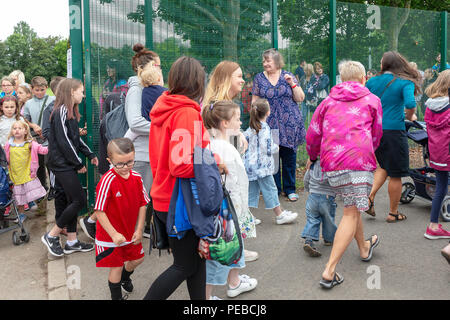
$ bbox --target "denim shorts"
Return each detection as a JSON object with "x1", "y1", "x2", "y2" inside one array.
[
  {"x1": 206, "y1": 247, "x2": 245, "y2": 285},
  {"x1": 248, "y1": 175, "x2": 280, "y2": 210},
  {"x1": 301, "y1": 193, "x2": 337, "y2": 243}
]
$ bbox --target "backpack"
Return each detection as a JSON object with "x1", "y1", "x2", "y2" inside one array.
[{"x1": 104, "y1": 93, "x2": 129, "y2": 141}]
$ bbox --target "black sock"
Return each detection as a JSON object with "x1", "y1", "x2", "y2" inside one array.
[
  {"x1": 121, "y1": 268, "x2": 134, "y2": 282},
  {"x1": 108, "y1": 281, "x2": 122, "y2": 300}
]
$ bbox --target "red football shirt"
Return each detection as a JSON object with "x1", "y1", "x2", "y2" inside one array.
[{"x1": 94, "y1": 168, "x2": 150, "y2": 245}]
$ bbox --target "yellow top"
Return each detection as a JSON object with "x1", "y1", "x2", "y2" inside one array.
[{"x1": 9, "y1": 143, "x2": 32, "y2": 185}]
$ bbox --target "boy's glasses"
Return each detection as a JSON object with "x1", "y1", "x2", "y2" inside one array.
[{"x1": 111, "y1": 160, "x2": 135, "y2": 169}]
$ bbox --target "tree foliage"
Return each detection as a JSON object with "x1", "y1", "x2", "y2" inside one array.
[{"x1": 0, "y1": 21, "x2": 68, "y2": 83}]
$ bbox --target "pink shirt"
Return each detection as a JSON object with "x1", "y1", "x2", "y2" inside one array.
[{"x1": 306, "y1": 81, "x2": 383, "y2": 172}]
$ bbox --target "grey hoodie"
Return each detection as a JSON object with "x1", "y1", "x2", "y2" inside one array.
[
  {"x1": 125, "y1": 76, "x2": 151, "y2": 162},
  {"x1": 303, "y1": 160, "x2": 335, "y2": 197},
  {"x1": 425, "y1": 96, "x2": 449, "y2": 112}
]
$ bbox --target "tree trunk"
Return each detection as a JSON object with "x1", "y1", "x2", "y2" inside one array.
[
  {"x1": 386, "y1": 1, "x2": 411, "y2": 51},
  {"x1": 223, "y1": 0, "x2": 240, "y2": 61}
]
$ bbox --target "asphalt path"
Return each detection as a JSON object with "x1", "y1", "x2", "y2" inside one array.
[{"x1": 1, "y1": 177, "x2": 449, "y2": 300}]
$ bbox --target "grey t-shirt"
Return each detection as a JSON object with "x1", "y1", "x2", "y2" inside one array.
[{"x1": 23, "y1": 95, "x2": 56, "y2": 127}]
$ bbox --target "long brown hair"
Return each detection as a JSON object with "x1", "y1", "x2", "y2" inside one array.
[
  {"x1": 51, "y1": 78, "x2": 82, "y2": 121},
  {"x1": 168, "y1": 56, "x2": 205, "y2": 103},
  {"x1": 380, "y1": 51, "x2": 421, "y2": 94},
  {"x1": 249, "y1": 98, "x2": 270, "y2": 133},
  {"x1": 202, "y1": 100, "x2": 239, "y2": 131}
]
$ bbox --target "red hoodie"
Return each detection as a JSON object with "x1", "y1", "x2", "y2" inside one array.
[{"x1": 149, "y1": 91, "x2": 211, "y2": 212}]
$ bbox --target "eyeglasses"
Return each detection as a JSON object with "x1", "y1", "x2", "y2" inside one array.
[{"x1": 111, "y1": 160, "x2": 135, "y2": 169}]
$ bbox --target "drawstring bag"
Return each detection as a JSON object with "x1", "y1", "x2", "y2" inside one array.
[{"x1": 198, "y1": 178, "x2": 243, "y2": 266}]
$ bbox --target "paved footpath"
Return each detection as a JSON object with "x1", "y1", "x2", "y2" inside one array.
[{"x1": 1, "y1": 177, "x2": 449, "y2": 300}]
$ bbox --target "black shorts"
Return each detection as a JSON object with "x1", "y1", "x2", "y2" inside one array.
[{"x1": 375, "y1": 130, "x2": 409, "y2": 178}]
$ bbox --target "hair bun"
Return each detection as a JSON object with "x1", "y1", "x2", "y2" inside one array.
[{"x1": 133, "y1": 43, "x2": 145, "y2": 53}]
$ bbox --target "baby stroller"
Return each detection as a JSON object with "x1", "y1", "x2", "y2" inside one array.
[
  {"x1": 0, "y1": 147, "x2": 30, "y2": 245},
  {"x1": 400, "y1": 120, "x2": 450, "y2": 222}
]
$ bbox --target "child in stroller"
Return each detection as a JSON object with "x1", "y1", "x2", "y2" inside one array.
[{"x1": 0, "y1": 146, "x2": 30, "y2": 245}]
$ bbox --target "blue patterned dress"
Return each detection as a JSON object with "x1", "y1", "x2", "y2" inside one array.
[{"x1": 252, "y1": 70, "x2": 306, "y2": 150}]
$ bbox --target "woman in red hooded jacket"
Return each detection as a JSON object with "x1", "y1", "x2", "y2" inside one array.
[
  {"x1": 423, "y1": 70, "x2": 450, "y2": 240},
  {"x1": 144, "y1": 56, "x2": 221, "y2": 300}
]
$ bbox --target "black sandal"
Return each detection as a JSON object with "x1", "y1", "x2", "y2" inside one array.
[
  {"x1": 319, "y1": 272, "x2": 344, "y2": 289},
  {"x1": 361, "y1": 235, "x2": 379, "y2": 262},
  {"x1": 386, "y1": 212, "x2": 407, "y2": 223},
  {"x1": 365, "y1": 198, "x2": 375, "y2": 217}
]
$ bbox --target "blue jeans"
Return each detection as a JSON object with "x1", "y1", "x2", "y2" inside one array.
[
  {"x1": 274, "y1": 146, "x2": 297, "y2": 195},
  {"x1": 248, "y1": 175, "x2": 280, "y2": 209},
  {"x1": 301, "y1": 193, "x2": 337, "y2": 243},
  {"x1": 430, "y1": 170, "x2": 449, "y2": 223}
]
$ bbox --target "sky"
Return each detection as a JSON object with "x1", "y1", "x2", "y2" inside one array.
[{"x1": 0, "y1": 0, "x2": 69, "y2": 41}]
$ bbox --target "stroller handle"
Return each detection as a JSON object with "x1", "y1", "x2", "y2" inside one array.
[{"x1": 405, "y1": 120, "x2": 425, "y2": 131}]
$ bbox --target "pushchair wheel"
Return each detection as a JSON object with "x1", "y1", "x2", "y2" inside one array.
[
  {"x1": 441, "y1": 197, "x2": 450, "y2": 222},
  {"x1": 12, "y1": 231, "x2": 22, "y2": 245},
  {"x1": 20, "y1": 232, "x2": 30, "y2": 243},
  {"x1": 400, "y1": 182, "x2": 415, "y2": 204}
]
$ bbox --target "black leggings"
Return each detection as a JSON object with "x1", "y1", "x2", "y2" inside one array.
[
  {"x1": 143, "y1": 211, "x2": 206, "y2": 300},
  {"x1": 53, "y1": 170, "x2": 86, "y2": 233}
]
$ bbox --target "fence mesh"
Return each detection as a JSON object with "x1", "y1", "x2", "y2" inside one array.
[{"x1": 83, "y1": 0, "x2": 448, "y2": 195}]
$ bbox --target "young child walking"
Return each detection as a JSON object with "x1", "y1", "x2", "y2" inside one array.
[
  {"x1": 201, "y1": 100, "x2": 258, "y2": 300},
  {"x1": 301, "y1": 159, "x2": 337, "y2": 257},
  {"x1": 94, "y1": 138, "x2": 149, "y2": 300},
  {"x1": 0, "y1": 96, "x2": 24, "y2": 146},
  {"x1": 243, "y1": 98, "x2": 298, "y2": 227},
  {"x1": 423, "y1": 70, "x2": 450, "y2": 239},
  {"x1": 4, "y1": 120, "x2": 48, "y2": 222}
]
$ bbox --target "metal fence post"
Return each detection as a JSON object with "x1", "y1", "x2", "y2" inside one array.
[
  {"x1": 145, "y1": 0, "x2": 154, "y2": 50},
  {"x1": 69, "y1": 0, "x2": 83, "y2": 81},
  {"x1": 330, "y1": 0, "x2": 337, "y2": 87},
  {"x1": 441, "y1": 11, "x2": 448, "y2": 72},
  {"x1": 82, "y1": 0, "x2": 95, "y2": 209},
  {"x1": 271, "y1": 0, "x2": 278, "y2": 50}
]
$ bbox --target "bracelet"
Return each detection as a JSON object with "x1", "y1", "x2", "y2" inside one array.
[{"x1": 291, "y1": 84, "x2": 297, "y2": 89}]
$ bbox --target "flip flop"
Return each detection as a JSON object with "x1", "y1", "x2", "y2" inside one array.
[
  {"x1": 287, "y1": 193, "x2": 299, "y2": 202},
  {"x1": 386, "y1": 212, "x2": 407, "y2": 223},
  {"x1": 365, "y1": 198, "x2": 376, "y2": 217},
  {"x1": 361, "y1": 235, "x2": 379, "y2": 262},
  {"x1": 319, "y1": 272, "x2": 344, "y2": 289}
]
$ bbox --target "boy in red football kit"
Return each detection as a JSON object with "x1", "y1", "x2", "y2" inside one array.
[{"x1": 94, "y1": 138, "x2": 150, "y2": 300}]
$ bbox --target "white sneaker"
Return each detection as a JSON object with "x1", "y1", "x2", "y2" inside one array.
[
  {"x1": 209, "y1": 296, "x2": 222, "y2": 300},
  {"x1": 254, "y1": 218, "x2": 262, "y2": 225},
  {"x1": 244, "y1": 249, "x2": 259, "y2": 262},
  {"x1": 276, "y1": 210, "x2": 298, "y2": 225},
  {"x1": 227, "y1": 275, "x2": 258, "y2": 298}
]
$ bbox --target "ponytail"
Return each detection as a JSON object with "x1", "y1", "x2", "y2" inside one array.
[{"x1": 249, "y1": 98, "x2": 270, "y2": 133}]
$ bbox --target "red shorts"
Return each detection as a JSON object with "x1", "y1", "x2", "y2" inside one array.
[{"x1": 95, "y1": 243, "x2": 145, "y2": 268}]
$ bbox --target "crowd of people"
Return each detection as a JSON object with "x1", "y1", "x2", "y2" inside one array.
[{"x1": 0, "y1": 45, "x2": 449, "y2": 300}]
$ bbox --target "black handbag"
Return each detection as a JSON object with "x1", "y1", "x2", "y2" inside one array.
[{"x1": 148, "y1": 200, "x2": 170, "y2": 256}]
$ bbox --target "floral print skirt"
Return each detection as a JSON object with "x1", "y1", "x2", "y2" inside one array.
[{"x1": 325, "y1": 170, "x2": 374, "y2": 212}]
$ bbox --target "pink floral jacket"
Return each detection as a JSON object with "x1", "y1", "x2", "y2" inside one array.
[{"x1": 306, "y1": 81, "x2": 383, "y2": 172}]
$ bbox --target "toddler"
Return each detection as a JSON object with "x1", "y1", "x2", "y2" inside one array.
[
  {"x1": 301, "y1": 158, "x2": 337, "y2": 257},
  {"x1": 243, "y1": 98, "x2": 298, "y2": 226},
  {"x1": 4, "y1": 120, "x2": 47, "y2": 222}
]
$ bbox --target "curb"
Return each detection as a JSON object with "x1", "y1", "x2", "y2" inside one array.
[{"x1": 45, "y1": 203, "x2": 70, "y2": 300}]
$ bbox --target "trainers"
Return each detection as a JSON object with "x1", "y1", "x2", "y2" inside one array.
[
  {"x1": 254, "y1": 218, "x2": 262, "y2": 226},
  {"x1": 276, "y1": 210, "x2": 298, "y2": 225},
  {"x1": 41, "y1": 232, "x2": 64, "y2": 257},
  {"x1": 3, "y1": 207, "x2": 10, "y2": 217},
  {"x1": 209, "y1": 296, "x2": 222, "y2": 300},
  {"x1": 29, "y1": 202, "x2": 38, "y2": 211},
  {"x1": 63, "y1": 240, "x2": 94, "y2": 254},
  {"x1": 303, "y1": 240, "x2": 321, "y2": 257},
  {"x1": 227, "y1": 274, "x2": 257, "y2": 298},
  {"x1": 424, "y1": 224, "x2": 450, "y2": 240},
  {"x1": 323, "y1": 240, "x2": 333, "y2": 246},
  {"x1": 121, "y1": 279, "x2": 134, "y2": 293},
  {"x1": 24, "y1": 204, "x2": 30, "y2": 211},
  {"x1": 244, "y1": 249, "x2": 259, "y2": 262},
  {"x1": 79, "y1": 216, "x2": 96, "y2": 240}
]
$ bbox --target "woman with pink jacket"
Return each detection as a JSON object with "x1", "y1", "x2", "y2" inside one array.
[{"x1": 306, "y1": 61, "x2": 383, "y2": 289}]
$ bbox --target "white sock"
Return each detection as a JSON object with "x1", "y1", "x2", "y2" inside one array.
[
  {"x1": 66, "y1": 239, "x2": 78, "y2": 246},
  {"x1": 87, "y1": 217, "x2": 96, "y2": 224}
]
